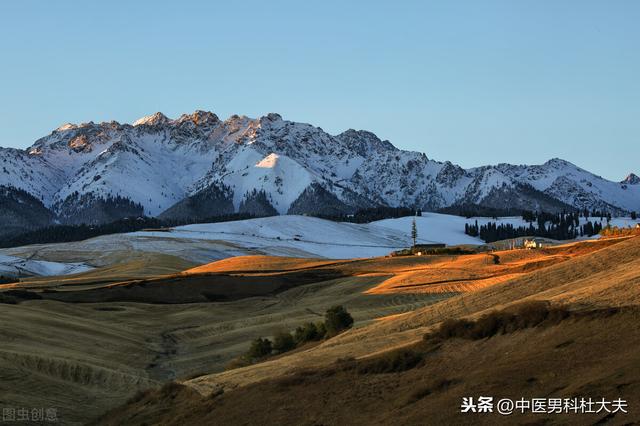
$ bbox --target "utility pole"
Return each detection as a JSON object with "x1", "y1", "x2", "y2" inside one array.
[{"x1": 411, "y1": 217, "x2": 418, "y2": 248}]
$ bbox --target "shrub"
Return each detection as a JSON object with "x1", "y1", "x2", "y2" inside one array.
[
  {"x1": 293, "y1": 322, "x2": 320, "y2": 344},
  {"x1": 435, "y1": 318, "x2": 474, "y2": 339},
  {"x1": 316, "y1": 321, "x2": 327, "y2": 338},
  {"x1": 357, "y1": 349, "x2": 423, "y2": 374},
  {"x1": 225, "y1": 356, "x2": 251, "y2": 371},
  {"x1": 334, "y1": 356, "x2": 357, "y2": 371},
  {"x1": 511, "y1": 300, "x2": 554, "y2": 327},
  {"x1": 247, "y1": 337, "x2": 272, "y2": 360},
  {"x1": 272, "y1": 331, "x2": 296, "y2": 353},
  {"x1": 158, "y1": 381, "x2": 188, "y2": 399},
  {"x1": 324, "y1": 305, "x2": 354, "y2": 336},
  {"x1": 430, "y1": 301, "x2": 570, "y2": 341}
]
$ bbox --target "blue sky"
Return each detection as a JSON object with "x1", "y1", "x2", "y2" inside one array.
[{"x1": 0, "y1": 1, "x2": 638, "y2": 180}]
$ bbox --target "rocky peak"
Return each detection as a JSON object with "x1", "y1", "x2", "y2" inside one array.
[
  {"x1": 436, "y1": 161, "x2": 466, "y2": 186},
  {"x1": 263, "y1": 112, "x2": 283, "y2": 122},
  {"x1": 68, "y1": 134, "x2": 92, "y2": 153},
  {"x1": 56, "y1": 123, "x2": 78, "y2": 132},
  {"x1": 337, "y1": 129, "x2": 396, "y2": 156},
  {"x1": 133, "y1": 112, "x2": 170, "y2": 127},
  {"x1": 622, "y1": 173, "x2": 640, "y2": 185},
  {"x1": 544, "y1": 158, "x2": 573, "y2": 169},
  {"x1": 176, "y1": 110, "x2": 220, "y2": 127},
  {"x1": 3, "y1": 109, "x2": 639, "y2": 228}
]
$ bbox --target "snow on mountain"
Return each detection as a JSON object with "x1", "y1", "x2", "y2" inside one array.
[
  {"x1": 213, "y1": 147, "x2": 315, "y2": 214},
  {"x1": 491, "y1": 159, "x2": 640, "y2": 214},
  {"x1": 133, "y1": 112, "x2": 171, "y2": 127},
  {"x1": 0, "y1": 148, "x2": 65, "y2": 205},
  {"x1": 52, "y1": 129, "x2": 218, "y2": 216},
  {"x1": 0, "y1": 110, "x2": 638, "y2": 232}
]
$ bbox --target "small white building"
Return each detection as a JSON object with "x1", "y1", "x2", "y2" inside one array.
[{"x1": 524, "y1": 239, "x2": 543, "y2": 249}]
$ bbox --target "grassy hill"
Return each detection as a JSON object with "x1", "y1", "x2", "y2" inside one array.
[
  {"x1": 1, "y1": 236, "x2": 638, "y2": 425},
  {"x1": 98, "y1": 236, "x2": 639, "y2": 425}
]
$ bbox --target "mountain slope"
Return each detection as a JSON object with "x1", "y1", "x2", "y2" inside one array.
[
  {"x1": 0, "y1": 186, "x2": 54, "y2": 238},
  {"x1": 1, "y1": 110, "x2": 638, "y2": 231}
]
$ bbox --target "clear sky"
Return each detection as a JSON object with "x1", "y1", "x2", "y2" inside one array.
[{"x1": 0, "y1": 1, "x2": 638, "y2": 181}]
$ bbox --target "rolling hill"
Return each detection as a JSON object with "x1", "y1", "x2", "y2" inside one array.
[
  {"x1": 90, "y1": 235, "x2": 640, "y2": 425},
  {"x1": 1, "y1": 235, "x2": 638, "y2": 424}
]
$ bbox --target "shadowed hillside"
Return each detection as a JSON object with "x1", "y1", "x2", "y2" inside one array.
[
  {"x1": 1, "y1": 236, "x2": 638, "y2": 425},
  {"x1": 92, "y1": 236, "x2": 640, "y2": 425}
]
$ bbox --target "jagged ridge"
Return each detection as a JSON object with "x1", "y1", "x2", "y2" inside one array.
[{"x1": 0, "y1": 110, "x2": 638, "y2": 233}]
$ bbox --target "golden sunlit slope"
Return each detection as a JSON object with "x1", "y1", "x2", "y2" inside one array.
[
  {"x1": 365, "y1": 238, "x2": 626, "y2": 295},
  {"x1": 94, "y1": 306, "x2": 640, "y2": 426},
  {"x1": 16, "y1": 237, "x2": 613, "y2": 303},
  {"x1": 184, "y1": 236, "x2": 640, "y2": 395},
  {"x1": 2, "y1": 236, "x2": 637, "y2": 425},
  {"x1": 184, "y1": 255, "x2": 353, "y2": 274}
]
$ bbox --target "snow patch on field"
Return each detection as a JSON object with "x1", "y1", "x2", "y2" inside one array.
[
  {"x1": 0, "y1": 254, "x2": 92, "y2": 278},
  {"x1": 3, "y1": 214, "x2": 638, "y2": 276},
  {"x1": 138, "y1": 213, "x2": 639, "y2": 259},
  {"x1": 127, "y1": 213, "x2": 495, "y2": 259}
]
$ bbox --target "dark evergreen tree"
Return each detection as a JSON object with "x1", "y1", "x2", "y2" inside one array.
[{"x1": 469, "y1": 211, "x2": 604, "y2": 243}]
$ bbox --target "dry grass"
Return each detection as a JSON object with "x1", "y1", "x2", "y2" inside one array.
[
  {"x1": 0, "y1": 275, "x2": 445, "y2": 424},
  {"x1": 94, "y1": 305, "x2": 640, "y2": 425},
  {"x1": 365, "y1": 238, "x2": 625, "y2": 295},
  {"x1": 2, "y1": 235, "x2": 637, "y2": 425},
  {"x1": 184, "y1": 255, "x2": 352, "y2": 274},
  {"x1": 184, "y1": 236, "x2": 639, "y2": 395}
]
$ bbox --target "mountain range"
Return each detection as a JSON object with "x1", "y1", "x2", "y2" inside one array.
[{"x1": 1, "y1": 110, "x2": 638, "y2": 237}]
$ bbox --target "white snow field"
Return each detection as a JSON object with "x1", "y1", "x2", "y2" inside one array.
[
  {"x1": 2, "y1": 214, "x2": 637, "y2": 277},
  {"x1": 131, "y1": 215, "x2": 432, "y2": 259},
  {"x1": 155, "y1": 213, "x2": 636, "y2": 259},
  {"x1": 0, "y1": 254, "x2": 92, "y2": 278}
]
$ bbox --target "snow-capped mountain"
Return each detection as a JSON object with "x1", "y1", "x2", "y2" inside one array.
[{"x1": 1, "y1": 110, "x2": 638, "y2": 235}]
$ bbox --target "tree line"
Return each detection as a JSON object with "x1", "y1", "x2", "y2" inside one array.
[
  {"x1": 228, "y1": 305, "x2": 354, "y2": 370},
  {"x1": 465, "y1": 211, "x2": 606, "y2": 243},
  {"x1": 0, "y1": 213, "x2": 260, "y2": 248}
]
